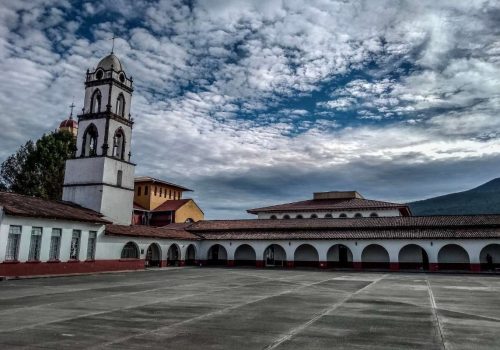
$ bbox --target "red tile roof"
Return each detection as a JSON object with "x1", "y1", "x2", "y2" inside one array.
[
  {"x1": 181, "y1": 215, "x2": 500, "y2": 240},
  {"x1": 0, "y1": 191, "x2": 110, "y2": 224},
  {"x1": 247, "y1": 197, "x2": 410, "y2": 215},
  {"x1": 105, "y1": 223, "x2": 201, "y2": 240},
  {"x1": 187, "y1": 215, "x2": 500, "y2": 231},
  {"x1": 198, "y1": 228, "x2": 500, "y2": 240}
]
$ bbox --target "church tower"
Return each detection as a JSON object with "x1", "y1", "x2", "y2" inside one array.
[{"x1": 62, "y1": 52, "x2": 135, "y2": 224}]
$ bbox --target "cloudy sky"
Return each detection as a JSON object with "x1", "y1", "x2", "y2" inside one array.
[{"x1": 1, "y1": 0, "x2": 500, "y2": 219}]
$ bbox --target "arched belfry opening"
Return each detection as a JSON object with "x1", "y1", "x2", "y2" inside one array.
[
  {"x1": 90, "y1": 89, "x2": 102, "y2": 113},
  {"x1": 112, "y1": 128, "x2": 126, "y2": 160},
  {"x1": 82, "y1": 124, "x2": 98, "y2": 157},
  {"x1": 116, "y1": 93, "x2": 125, "y2": 117}
]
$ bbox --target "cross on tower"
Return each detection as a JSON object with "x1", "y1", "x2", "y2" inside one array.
[
  {"x1": 110, "y1": 34, "x2": 117, "y2": 54},
  {"x1": 69, "y1": 101, "x2": 75, "y2": 118}
]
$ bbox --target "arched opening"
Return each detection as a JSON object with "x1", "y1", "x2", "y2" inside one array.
[
  {"x1": 185, "y1": 218, "x2": 194, "y2": 223},
  {"x1": 82, "y1": 124, "x2": 98, "y2": 157},
  {"x1": 294, "y1": 244, "x2": 319, "y2": 268},
  {"x1": 112, "y1": 128, "x2": 126, "y2": 160},
  {"x1": 121, "y1": 242, "x2": 139, "y2": 259},
  {"x1": 263, "y1": 244, "x2": 286, "y2": 267},
  {"x1": 167, "y1": 244, "x2": 181, "y2": 266},
  {"x1": 270, "y1": 215, "x2": 277, "y2": 219},
  {"x1": 145, "y1": 243, "x2": 161, "y2": 267},
  {"x1": 234, "y1": 244, "x2": 256, "y2": 266},
  {"x1": 370, "y1": 213, "x2": 379, "y2": 217},
  {"x1": 283, "y1": 215, "x2": 291, "y2": 219},
  {"x1": 324, "y1": 213, "x2": 333, "y2": 218},
  {"x1": 116, "y1": 93, "x2": 125, "y2": 117},
  {"x1": 438, "y1": 244, "x2": 470, "y2": 271},
  {"x1": 327, "y1": 244, "x2": 353, "y2": 268},
  {"x1": 339, "y1": 213, "x2": 347, "y2": 218},
  {"x1": 480, "y1": 244, "x2": 500, "y2": 271},
  {"x1": 296, "y1": 215, "x2": 303, "y2": 219},
  {"x1": 354, "y1": 213, "x2": 363, "y2": 218},
  {"x1": 310, "y1": 214, "x2": 318, "y2": 219},
  {"x1": 91, "y1": 89, "x2": 102, "y2": 113},
  {"x1": 207, "y1": 244, "x2": 227, "y2": 266},
  {"x1": 361, "y1": 244, "x2": 390, "y2": 269},
  {"x1": 185, "y1": 244, "x2": 197, "y2": 266},
  {"x1": 398, "y1": 244, "x2": 429, "y2": 270}
]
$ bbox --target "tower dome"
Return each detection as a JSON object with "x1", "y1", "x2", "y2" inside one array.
[{"x1": 97, "y1": 53, "x2": 123, "y2": 71}]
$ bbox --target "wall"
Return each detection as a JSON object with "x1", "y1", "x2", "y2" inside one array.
[
  {"x1": 257, "y1": 208, "x2": 402, "y2": 219},
  {"x1": 133, "y1": 183, "x2": 184, "y2": 211},
  {"x1": 175, "y1": 200, "x2": 204, "y2": 223}
]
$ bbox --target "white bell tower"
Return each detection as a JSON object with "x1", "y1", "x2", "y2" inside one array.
[{"x1": 62, "y1": 52, "x2": 135, "y2": 224}]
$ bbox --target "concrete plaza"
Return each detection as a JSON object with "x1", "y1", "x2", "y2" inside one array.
[{"x1": 0, "y1": 268, "x2": 499, "y2": 349}]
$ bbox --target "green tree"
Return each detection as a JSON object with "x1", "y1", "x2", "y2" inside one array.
[{"x1": 0, "y1": 131, "x2": 76, "y2": 200}]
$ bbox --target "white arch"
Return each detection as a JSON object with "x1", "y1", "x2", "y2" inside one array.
[
  {"x1": 361, "y1": 244, "x2": 390, "y2": 269},
  {"x1": 437, "y1": 244, "x2": 470, "y2": 271},
  {"x1": 327, "y1": 244, "x2": 353, "y2": 268},
  {"x1": 263, "y1": 244, "x2": 287, "y2": 267},
  {"x1": 234, "y1": 244, "x2": 256, "y2": 266},
  {"x1": 398, "y1": 244, "x2": 429, "y2": 270}
]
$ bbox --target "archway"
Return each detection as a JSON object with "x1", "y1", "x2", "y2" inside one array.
[
  {"x1": 263, "y1": 244, "x2": 286, "y2": 267},
  {"x1": 294, "y1": 244, "x2": 319, "y2": 268},
  {"x1": 185, "y1": 244, "x2": 197, "y2": 266},
  {"x1": 167, "y1": 244, "x2": 181, "y2": 266},
  {"x1": 438, "y1": 244, "x2": 470, "y2": 271},
  {"x1": 234, "y1": 244, "x2": 256, "y2": 266},
  {"x1": 480, "y1": 244, "x2": 500, "y2": 271},
  {"x1": 145, "y1": 243, "x2": 161, "y2": 267},
  {"x1": 398, "y1": 244, "x2": 429, "y2": 270},
  {"x1": 207, "y1": 244, "x2": 228, "y2": 266},
  {"x1": 327, "y1": 244, "x2": 353, "y2": 268},
  {"x1": 121, "y1": 242, "x2": 139, "y2": 259},
  {"x1": 361, "y1": 244, "x2": 390, "y2": 269}
]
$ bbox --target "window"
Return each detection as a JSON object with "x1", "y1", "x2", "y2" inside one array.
[
  {"x1": 310, "y1": 214, "x2": 318, "y2": 219},
  {"x1": 154, "y1": 186, "x2": 157, "y2": 196},
  {"x1": 370, "y1": 212, "x2": 379, "y2": 217},
  {"x1": 169, "y1": 190, "x2": 172, "y2": 199},
  {"x1": 283, "y1": 215, "x2": 290, "y2": 219},
  {"x1": 116, "y1": 93, "x2": 125, "y2": 117},
  {"x1": 87, "y1": 231, "x2": 97, "y2": 260},
  {"x1": 325, "y1": 213, "x2": 333, "y2": 218},
  {"x1": 339, "y1": 213, "x2": 348, "y2": 218},
  {"x1": 90, "y1": 89, "x2": 102, "y2": 113},
  {"x1": 70, "y1": 230, "x2": 81, "y2": 260},
  {"x1": 117, "y1": 170, "x2": 123, "y2": 187},
  {"x1": 112, "y1": 128, "x2": 125, "y2": 159},
  {"x1": 296, "y1": 215, "x2": 303, "y2": 219},
  {"x1": 5, "y1": 225, "x2": 21, "y2": 261},
  {"x1": 354, "y1": 213, "x2": 363, "y2": 218},
  {"x1": 82, "y1": 124, "x2": 98, "y2": 157},
  {"x1": 270, "y1": 215, "x2": 277, "y2": 219},
  {"x1": 145, "y1": 186, "x2": 149, "y2": 195},
  {"x1": 49, "y1": 228, "x2": 62, "y2": 261},
  {"x1": 137, "y1": 186, "x2": 142, "y2": 196},
  {"x1": 164, "y1": 188, "x2": 167, "y2": 198},
  {"x1": 28, "y1": 227, "x2": 43, "y2": 261},
  {"x1": 121, "y1": 242, "x2": 139, "y2": 259},
  {"x1": 159, "y1": 188, "x2": 162, "y2": 197}
]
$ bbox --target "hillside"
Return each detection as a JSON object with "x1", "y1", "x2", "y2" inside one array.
[{"x1": 408, "y1": 178, "x2": 500, "y2": 216}]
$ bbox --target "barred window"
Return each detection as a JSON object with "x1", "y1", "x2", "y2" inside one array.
[
  {"x1": 121, "y1": 242, "x2": 139, "y2": 259},
  {"x1": 28, "y1": 227, "x2": 43, "y2": 261},
  {"x1": 70, "y1": 230, "x2": 81, "y2": 260},
  {"x1": 87, "y1": 231, "x2": 97, "y2": 260},
  {"x1": 5, "y1": 225, "x2": 21, "y2": 261},
  {"x1": 49, "y1": 229, "x2": 62, "y2": 261}
]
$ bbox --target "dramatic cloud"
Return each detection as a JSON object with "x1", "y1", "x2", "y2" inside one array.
[{"x1": 1, "y1": 0, "x2": 500, "y2": 218}]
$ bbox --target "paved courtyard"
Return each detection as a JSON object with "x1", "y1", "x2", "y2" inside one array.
[{"x1": 0, "y1": 268, "x2": 499, "y2": 349}]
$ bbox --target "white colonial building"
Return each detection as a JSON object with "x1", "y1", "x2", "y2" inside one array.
[{"x1": 1, "y1": 52, "x2": 500, "y2": 278}]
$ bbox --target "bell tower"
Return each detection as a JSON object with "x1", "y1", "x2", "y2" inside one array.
[{"x1": 62, "y1": 52, "x2": 135, "y2": 224}]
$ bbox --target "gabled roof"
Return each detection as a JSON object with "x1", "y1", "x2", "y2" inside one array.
[
  {"x1": 247, "y1": 197, "x2": 410, "y2": 215},
  {"x1": 105, "y1": 224, "x2": 201, "y2": 240},
  {"x1": 153, "y1": 199, "x2": 191, "y2": 211},
  {"x1": 0, "y1": 191, "x2": 110, "y2": 224},
  {"x1": 134, "y1": 176, "x2": 192, "y2": 191}
]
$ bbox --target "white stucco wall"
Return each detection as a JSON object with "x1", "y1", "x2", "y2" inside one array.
[{"x1": 257, "y1": 208, "x2": 402, "y2": 219}]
